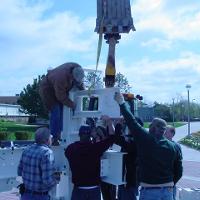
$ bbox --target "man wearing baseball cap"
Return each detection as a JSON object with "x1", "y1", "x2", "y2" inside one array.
[
  {"x1": 65, "y1": 116, "x2": 115, "y2": 200},
  {"x1": 39, "y1": 62, "x2": 85, "y2": 145},
  {"x1": 18, "y1": 127, "x2": 59, "y2": 200}
]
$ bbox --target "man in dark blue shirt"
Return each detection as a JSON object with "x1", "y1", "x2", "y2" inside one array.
[{"x1": 164, "y1": 125, "x2": 183, "y2": 200}]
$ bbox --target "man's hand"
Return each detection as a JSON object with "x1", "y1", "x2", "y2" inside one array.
[
  {"x1": 100, "y1": 115, "x2": 112, "y2": 126},
  {"x1": 100, "y1": 115, "x2": 115, "y2": 135},
  {"x1": 71, "y1": 102, "x2": 76, "y2": 110},
  {"x1": 114, "y1": 92, "x2": 125, "y2": 105},
  {"x1": 17, "y1": 183, "x2": 25, "y2": 195}
]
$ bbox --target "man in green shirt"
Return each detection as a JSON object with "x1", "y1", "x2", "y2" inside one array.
[{"x1": 114, "y1": 92, "x2": 182, "y2": 200}]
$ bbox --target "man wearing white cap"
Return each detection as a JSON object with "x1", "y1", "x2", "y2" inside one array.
[
  {"x1": 18, "y1": 127, "x2": 59, "y2": 200},
  {"x1": 39, "y1": 62, "x2": 85, "y2": 145}
]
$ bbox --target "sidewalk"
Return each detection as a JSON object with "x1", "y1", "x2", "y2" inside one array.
[
  {"x1": 175, "y1": 122, "x2": 200, "y2": 189},
  {"x1": 173, "y1": 121, "x2": 200, "y2": 142},
  {"x1": 0, "y1": 188, "x2": 19, "y2": 200},
  {"x1": 177, "y1": 160, "x2": 200, "y2": 188}
]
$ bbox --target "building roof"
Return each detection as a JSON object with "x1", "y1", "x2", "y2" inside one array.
[
  {"x1": 0, "y1": 103, "x2": 20, "y2": 108},
  {"x1": 0, "y1": 96, "x2": 19, "y2": 105}
]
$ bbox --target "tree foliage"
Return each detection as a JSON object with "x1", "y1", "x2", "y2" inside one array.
[
  {"x1": 84, "y1": 71, "x2": 131, "y2": 92},
  {"x1": 115, "y1": 72, "x2": 131, "y2": 93},
  {"x1": 17, "y1": 75, "x2": 48, "y2": 118},
  {"x1": 84, "y1": 71, "x2": 104, "y2": 89},
  {"x1": 170, "y1": 100, "x2": 200, "y2": 121},
  {"x1": 151, "y1": 100, "x2": 200, "y2": 122},
  {"x1": 153, "y1": 102, "x2": 172, "y2": 122}
]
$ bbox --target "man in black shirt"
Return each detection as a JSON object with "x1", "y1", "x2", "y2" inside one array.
[{"x1": 115, "y1": 117, "x2": 143, "y2": 200}]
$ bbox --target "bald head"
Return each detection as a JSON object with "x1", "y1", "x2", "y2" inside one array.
[
  {"x1": 35, "y1": 127, "x2": 51, "y2": 145},
  {"x1": 149, "y1": 118, "x2": 167, "y2": 137},
  {"x1": 72, "y1": 66, "x2": 84, "y2": 84},
  {"x1": 164, "y1": 125, "x2": 175, "y2": 141}
]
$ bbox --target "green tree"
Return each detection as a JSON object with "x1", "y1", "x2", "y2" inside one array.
[
  {"x1": 191, "y1": 102, "x2": 200, "y2": 119},
  {"x1": 17, "y1": 75, "x2": 48, "y2": 119},
  {"x1": 85, "y1": 71, "x2": 131, "y2": 92},
  {"x1": 115, "y1": 72, "x2": 131, "y2": 93},
  {"x1": 84, "y1": 71, "x2": 104, "y2": 89},
  {"x1": 172, "y1": 100, "x2": 187, "y2": 121},
  {"x1": 153, "y1": 102, "x2": 172, "y2": 122},
  {"x1": 170, "y1": 100, "x2": 200, "y2": 121}
]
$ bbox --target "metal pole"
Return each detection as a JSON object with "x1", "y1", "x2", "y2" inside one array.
[
  {"x1": 172, "y1": 98, "x2": 175, "y2": 127},
  {"x1": 186, "y1": 84, "x2": 191, "y2": 136},
  {"x1": 187, "y1": 88, "x2": 190, "y2": 136}
]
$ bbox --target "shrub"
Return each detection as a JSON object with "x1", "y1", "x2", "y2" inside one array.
[
  {"x1": 0, "y1": 127, "x2": 7, "y2": 131},
  {"x1": 180, "y1": 134, "x2": 200, "y2": 151},
  {"x1": 0, "y1": 128, "x2": 8, "y2": 140},
  {"x1": 0, "y1": 131, "x2": 9, "y2": 140},
  {"x1": 15, "y1": 131, "x2": 32, "y2": 140}
]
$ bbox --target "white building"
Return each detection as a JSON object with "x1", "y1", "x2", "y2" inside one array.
[
  {"x1": 0, "y1": 104, "x2": 29, "y2": 122},
  {"x1": 0, "y1": 104, "x2": 20, "y2": 116}
]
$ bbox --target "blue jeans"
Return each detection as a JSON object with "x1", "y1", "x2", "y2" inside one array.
[
  {"x1": 21, "y1": 193, "x2": 50, "y2": 200},
  {"x1": 173, "y1": 186, "x2": 177, "y2": 200},
  {"x1": 139, "y1": 187, "x2": 173, "y2": 200},
  {"x1": 71, "y1": 187, "x2": 101, "y2": 200},
  {"x1": 50, "y1": 103, "x2": 63, "y2": 138},
  {"x1": 118, "y1": 185, "x2": 138, "y2": 200}
]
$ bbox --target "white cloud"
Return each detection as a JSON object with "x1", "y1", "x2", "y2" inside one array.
[
  {"x1": 0, "y1": 0, "x2": 96, "y2": 74},
  {"x1": 0, "y1": 76, "x2": 34, "y2": 95},
  {"x1": 141, "y1": 38, "x2": 172, "y2": 50},
  {"x1": 0, "y1": 0, "x2": 99, "y2": 95},
  {"x1": 131, "y1": 0, "x2": 200, "y2": 49},
  {"x1": 115, "y1": 51, "x2": 200, "y2": 103}
]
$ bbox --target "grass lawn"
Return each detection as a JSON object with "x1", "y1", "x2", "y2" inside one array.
[
  {"x1": 0, "y1": 120, "x2": 37, "y2": 132},
  {"x1": 0, "y1": 120, "x2": 38, "y2": 141},
  {"x1": 0, "y1": 120, "x2": 186, "y2": 141},
  {"x1": 168, "y1": 122, "x2": 186, "y2": 128}
]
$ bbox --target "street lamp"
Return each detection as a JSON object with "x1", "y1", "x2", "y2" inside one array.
[
  {"x1": 185, "y1": 84, "x2": 191, "y2": 136},
  {"x1": 172, "y1": 98, "x2": 175, "y2": 127}
]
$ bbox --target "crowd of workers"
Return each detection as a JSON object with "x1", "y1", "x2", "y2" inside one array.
[{"x1": 17, "y1": 62, "x2": 183, "y2": 200}]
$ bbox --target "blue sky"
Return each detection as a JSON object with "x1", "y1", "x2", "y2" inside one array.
[{"x1": 0, "y1": 0, "x2": 200, "y2": 104}]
